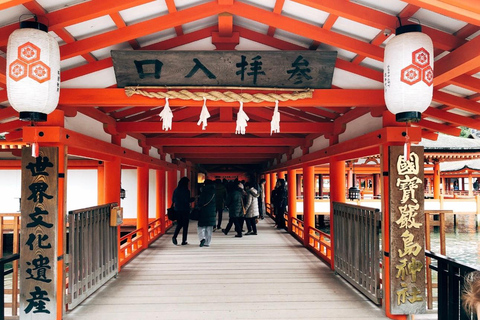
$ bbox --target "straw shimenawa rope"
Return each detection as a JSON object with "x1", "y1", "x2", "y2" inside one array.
[{"x1": 124, "y1": 87, "x2": 313, "y2": 103}]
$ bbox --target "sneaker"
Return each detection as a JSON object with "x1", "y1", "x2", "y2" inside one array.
[
  {"x1": 245, "y1": 231, "x2": 253, "y2": 235},
  {"x1": 235, "y1": 234, "x2": 242, "y2": 238},
  {"x1": 251, "y1": 232, "x2": 257, "y2": 235},
  {"x1": 181, "y1": 242, "x2": 188, "y2": 245},
  {"x1": 200, "y1": 239, "x2": 206, "y2": 247},
  {"x1": 222, "y1": 229, "x2": 228, "y2": 235},
  {"x1": 172, "y1": 237, "x2": 177, "y2": 245}
]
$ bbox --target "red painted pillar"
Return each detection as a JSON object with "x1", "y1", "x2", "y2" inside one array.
[
  {"x1": 373, "y1": 173, "x2": 381, "y2": 198},
  {"x1": 433, "y1": 161, "x2": 441, "y2": 199},
  {"x1": 278, "y1": 171, "x2": 285, "y2": 179},
  {"x1": 156, "y1": 169, "x2": 166, "y2": 234},
  {"x1": 329, "y1": 158, "x2": 345, "y2": 270},
  {"x1": 270, "y1": 172, "x2": 277, "y2": 194},
  {"x1": 303, "y1": 164, "x2": 315, "y2": 247},
  {"x1": 265, "y1": 173, "x2": 271, "y2": 212},
  {"x1": 167, "y1": 169, "x2": 177, "y2": 207},
  {"x1": 97, "y1": 163, "x2": 105, "y2": 205},
  {"x1": 137, "y1": 166, "x2": 149, "y2": 249},
  {"x1": 104, "y1": 158, "x2": 121, "y2": 271},
  {"x1": 287, "y1": 168, "x2": 297, "y2": 233},
  {"x1": 56, "y1": 144, "x2": 67, "y2": 318}
]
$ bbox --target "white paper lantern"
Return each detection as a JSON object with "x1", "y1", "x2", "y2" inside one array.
[
  {"x1": 7, "y1": 20, "x2": 60, "y2": 122},
  {"x1": 384, "y1": 25, "x2": 433, "y2": 122}
]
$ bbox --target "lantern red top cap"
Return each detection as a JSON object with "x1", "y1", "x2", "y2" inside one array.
[{"x1": 20, "y1": 20, "x2": 48, "y2": 33}]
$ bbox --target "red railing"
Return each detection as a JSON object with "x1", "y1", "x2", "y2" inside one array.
[
  {"x1": 290, "y1": 216, "x2": 332, "y2": 265},
  {"x1": 147, "y1": 218, "x2": 163, "y2": 245},
  {"x1": 308, "y1": 227, "x2": 331, "y2": 263},
  {"x1": 119, "y1": 228, "x2": 144, "y2": 267}
]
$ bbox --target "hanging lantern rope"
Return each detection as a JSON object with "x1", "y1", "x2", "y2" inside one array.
[{"x1": 125, "y1": 87, "x2": 313, "y2": 103}]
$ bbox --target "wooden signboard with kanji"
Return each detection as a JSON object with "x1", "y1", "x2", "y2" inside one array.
[
  {"x1": 20, "y1": 147, "x2": 58, "y2": 319},
  {"x1": 389, "y1": 145, "x2": 426, "y2": 315},
  {"x1": 111, "y1": 50, "x2": 337, "y2": 89}
]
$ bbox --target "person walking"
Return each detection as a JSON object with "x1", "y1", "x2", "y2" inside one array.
[
  {"x1": 271, "y1": 179, "x2": 287, "y2": 229},
  {"x1": 197, "y1": 179, "x2": 216, "y2": 247},
  {"x1": 172, "y1": 177, "x2": 195, "y2": 246},
  {"x1": 214, "y1": 178, "x2": 227, "y2": 230},
  {"x1": 223, "y1": 182, "x2": 245, "y2": 238},
  {"x1": 244, "y1": 182, "x2": 260, "y2": 235}
]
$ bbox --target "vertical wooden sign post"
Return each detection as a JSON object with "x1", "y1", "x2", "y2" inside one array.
[
  {"x1": 389, "y1": 145, "x2": 426, "y2": 315},
  {"x1": 20, "y1": 147, "x2": 58, "y2": 319}
]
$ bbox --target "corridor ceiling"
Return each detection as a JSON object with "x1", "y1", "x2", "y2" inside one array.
[{"x1": 0, "y1": 0, "x2": 479, "y2": 171}]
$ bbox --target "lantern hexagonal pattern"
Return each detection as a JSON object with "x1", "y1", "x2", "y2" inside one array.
[
  {"x1": 384, "y1": 25, "x2": 433, "y2": 122},
  {"x1": 6, "y1": 22, "x2": 60, "y2": 122}
]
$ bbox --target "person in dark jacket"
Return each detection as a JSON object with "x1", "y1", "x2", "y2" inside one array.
[
  {"x1": 197, "y1": 179, "x2": 216, "y2": 247},
  {"x1": 223, "y1": 182, "x2": 245, "y2": 238},
  {"x1": 271, "y1": 179, "x2": 287, "y2": 229},
  {"x1": 172, "y1": 177, "x2": 195, "y2": 245},
  {"x1": 214, "y1": 179, "x2": 227, "y2": 230}
]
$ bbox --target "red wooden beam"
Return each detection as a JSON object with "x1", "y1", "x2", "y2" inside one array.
[
  {"x1": 116, "y1": 121, "x2": 333, "y2": 133},
  {"x1": 231, "y1": 1, "x2": 384, "y2": 61},
  {"x1": 22, "y1": 126, "x2": 176, "y2": 170},
  {"x1": 424, "y1": 107, "x2": 480, "y2": 131},
  {"x1": 401, "y1": 0, "x2": 480, "y2": 26},
  {"x1": 292, "y1": 0, "x2": 463, "y2": 51},
  {"x1": 0, "y1": 0, "x2": 30, "y2": 10},
  {"x1": 146, "y1": 137, "x2": 305, "y2": 146},
  {"x1": 434, "y1": 34, "x2": 480, "y2": 85},
  {"x1": 267, "y1": 126, "x2": 423, "y2": 171},
  {"x1": 58, "y1": 88, "x2": 386, "y2": 107},
  {"x1": 164, "y1": 146, "x2": 290, "y2": 153},
  {"x1": 433, "y1": 90, "x2": 480, "y2": 115}
]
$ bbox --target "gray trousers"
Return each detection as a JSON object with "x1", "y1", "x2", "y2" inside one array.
[{"x1": 197, "y1": 226, "x2": 213, "y2": 245}]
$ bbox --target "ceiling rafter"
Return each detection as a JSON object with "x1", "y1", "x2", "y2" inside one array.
[
  {"x1": 401, "y1": 0, "x2": 480, "y2": 26},
  {"x1": 165, "y1": 0, "x2": 184, "y2": 36},
  {"x1": 292, "y1": 0, "x2": 464, "y2": 51},
  {"x1": 0, "y1": 0, "x2": 155, "y2": 47},
  {"x1": 416, "y1": 119, "x2": 461, "y2": 136},
  {"x1": 145, "y1": 137, "x2": 305, "y2": 146},
  {"x1": 266, "y1": 0, "x2": 286, "y2": 37},
  {"x1": 0, "y1": 0, "x2": 30, "y2": 10},
  {"x1": 231, "y1": 2, "x2": 384, "y2": 61},
  {"x1": 59, "y1": 2, "x2": 223, "y2": 59},
  {"x1": 60, "y1": 26, "x2": 216, "y2": 82},
  {"x1": 434, "y1": 34, "x2": 480, "y2": 85},
  {"x1": 109, "y1": 12, "x2": 140, "y2": 50},
  {"x1": 423, "y1": 108, "x2": 480, "y2": 131}
]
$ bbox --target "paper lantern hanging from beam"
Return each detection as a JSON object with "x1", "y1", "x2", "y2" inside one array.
[
  {"x1": 384, "y1": 24, "x2": 433, "y2": 122},
  {"x1": 7, "y1": 19, "x2": 60, "y2": 122}
]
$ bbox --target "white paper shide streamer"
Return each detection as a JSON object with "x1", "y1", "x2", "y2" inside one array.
[
  {"x1": 235, "y1": 101, "x2": 249, "y2": 135},
  {"x1": 159, "y1": 97, "x2": 173, "y2": 131},
  {"x1": 270, "y1": 100, "x2": 280, "y2": 135},
  {"x1": 197, "y1": 97, "x2": 210, "y2": 130}
]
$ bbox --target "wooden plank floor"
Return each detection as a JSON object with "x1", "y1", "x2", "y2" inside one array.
[{"x1": 64, "y1": 215, "x2": 389, "y2": 320}]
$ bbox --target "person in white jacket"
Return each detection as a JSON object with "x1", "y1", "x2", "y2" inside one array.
[{"x1": 244, "y1": 182, "x2": 260, "y2": 235}]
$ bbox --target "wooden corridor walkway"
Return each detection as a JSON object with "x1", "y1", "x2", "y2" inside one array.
[{"x1": 64, "y1": 216, "x2": 389, "y2": 320}]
